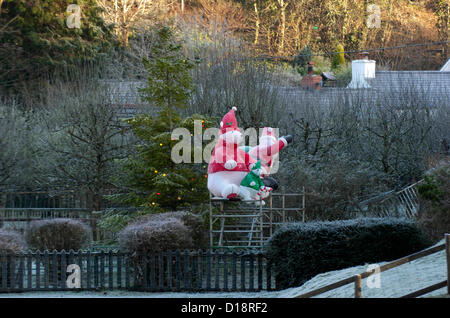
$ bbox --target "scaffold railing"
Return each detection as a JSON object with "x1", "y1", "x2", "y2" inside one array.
[{"x1": 209, "y1": 189, "x2": 306, "y2": 250}]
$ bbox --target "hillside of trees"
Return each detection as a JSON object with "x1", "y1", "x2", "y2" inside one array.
[
  {"x1": 176, "y1": 0, "x2": 448, "y2": 70},
  {"x1": 0, "y1": 0, "x2": 448, "y2": 220}
]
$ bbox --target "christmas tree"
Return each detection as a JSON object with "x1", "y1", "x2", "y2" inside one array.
[{"x1": 111, "y1": 26, "x2": 213, "y2": 212}]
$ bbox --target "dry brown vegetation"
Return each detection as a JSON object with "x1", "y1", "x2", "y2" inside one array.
[{"x1": 117, "y1": 0, "x2": 446, "y2": 70}]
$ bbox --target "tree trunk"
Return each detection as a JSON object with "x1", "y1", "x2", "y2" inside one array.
[
  {"x1": 121, "y1": 26, "x2": 129, "y2": 46},
  {"x1": 254, "y1": 1, "x2": 260, "y2": 45},
  {"x1": 278, "y1": 0, "x2": 287, "y2": 53}
]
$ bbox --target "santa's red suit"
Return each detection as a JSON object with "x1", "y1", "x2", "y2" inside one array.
[
  {"x1": 207, "y1": 108, "x2": 288, "y2": 199},
  {"x1": 248, "y1": 127, "x2": 287, "y2": 176},
  {"x1": 207, "y1": 107, "x2": 249, "y2": 198}
]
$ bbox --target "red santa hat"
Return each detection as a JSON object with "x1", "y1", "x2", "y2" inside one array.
[{"x1": 220, "y1": 107, "x2": 239, "y2": 134}]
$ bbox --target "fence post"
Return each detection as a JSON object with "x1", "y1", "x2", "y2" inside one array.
[
  {"x1": 446, "y1": 233, "x2": 450, "y2": 295},
  {"x1": 108, "y1": 250, "x2": 113, "y2": 289},
  {"x1": 159, "y1": 252, "x2": 164, "y2": 291},
  {"x1": 184, "y1": 250, "x2": 190, "y2": 291},
  {"x1": 205, "y1": 250, "x2": 211, "y2": 290},
  {"x1": 144, "y1": 251, "x2": 149, "y2": 291},
  {"x1": 86, "y1": 250, "x2": 91, "y2": 289},
  {"x1": 354, "y1": 274, "x2": 362, "y2": 298},
  {"x1": 27, "y1": 253, "x2": 32, "y2": 289},
  {"x1": 52, "y1": 251, "x2": 57, "y2": 288},
  {"x1": 167, "y1": 251, "x2": 172, "y2": 291},
  {"x1": 43, "y1": 250, "x2": 49, "y2": 289},
  {"x1": 241, "y1": 253, "x2": 246, "y2": 292},
  {"x1": 197, "y1": 249, "x2": 202, "y2": 292},
  {"x1": 214, "y1": 251, "x2": 220, "y2": 290},
  {"x1": 176, "y1": 250, "x2": 181, "y2": 291}
]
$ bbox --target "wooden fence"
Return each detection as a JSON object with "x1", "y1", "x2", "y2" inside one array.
[
  {"x1": 0, "y1": 249, "x2": 275, "y2": 293},
  {"x1": 294, "y1": 233, "x2": 450, "y2": 298}
]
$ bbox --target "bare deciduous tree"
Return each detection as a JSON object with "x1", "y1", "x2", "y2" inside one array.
[
  {"x1": 37, "y1": 78, "x2": 135, "y2": 211},
  {"x1": 97, "y1": 0, "x2": 174, "y2": 46}
]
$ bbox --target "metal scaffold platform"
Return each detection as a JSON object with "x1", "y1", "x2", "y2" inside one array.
[{"x1": 209, "y1": 189, "x2": 306, "y2": 250}]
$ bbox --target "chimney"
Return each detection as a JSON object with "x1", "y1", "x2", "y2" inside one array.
[
  {"x1": 347, "y1": 52, "x2": 376, "y2": 89},
  {"x1": 307, "y1": 61, "x2": 314, "y2": 75},
  {"x1": 302, "y1": 61, "x2": 322, "y2": 90}
]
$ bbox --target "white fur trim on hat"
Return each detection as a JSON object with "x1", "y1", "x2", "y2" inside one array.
[{"x1": 232, "y1": 107, "x2": 237, "y2": 111}]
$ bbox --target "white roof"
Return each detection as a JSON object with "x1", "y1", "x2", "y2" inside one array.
[{"x1": 440, "y1": 59, "x2": 450, "y2": 71}]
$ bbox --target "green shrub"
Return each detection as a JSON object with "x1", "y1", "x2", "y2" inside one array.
[
  {"x1": 292, "y1": 46, "x2": 312, "y2": 75},
  {"x1": 25, "y1": 218, "x2": 91, "y2": 251},
  {"x1": 332, "y1": 43, "x2": 346, "y2": 69},
  {"x1": 266, "y1": 218, "x2": 431, "y2": 289},
  {"x1": 310, "y1": 55, "x2": 331, "y2": 75},
  {"x1": 334, "y1": 63, "x2": 352, "y2": 87},
  {"x1": 417, "y1": 164, "x2": 450, "y2": 243}
]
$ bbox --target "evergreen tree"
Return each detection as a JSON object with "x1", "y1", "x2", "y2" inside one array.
[
  {"x1": 292, "y1": 45, "x2": 312, "y2": 75},
  {"x1": 332, "y1": 43, "x2": 346, "y2": 69},
  {"x1": 0, "y1": 0, "x2": 116, "y2": 94},
  {"x1": 111, "y1": 26, "x2": 213, "y2": 212}
]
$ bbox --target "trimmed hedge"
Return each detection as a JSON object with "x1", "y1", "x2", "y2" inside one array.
[
  {"x1": 265, "y1": 218, "x2": 432, "y2": 290},
  {"x1": 137, "y1": 211, "x2": 208, "y2": 249},
  {"x1": 0, "y1": 229, "x2": 27, "y2": 287},
  {"x1": 118, "y1": 216, "x2": 194, "y2": 287},
  {"x1": 25, "y1": 218, "x2": 91, "y2": 251},
  {"x1": 118, "y1": 217, "x2": 194, "y2": 253},
  {"x1": 0, "y1": 229, "x2": 27, "y2": 254}
]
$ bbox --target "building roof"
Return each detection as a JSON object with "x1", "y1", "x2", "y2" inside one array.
[
  {"x1": 366, "y1": 70, "x2": 450, "y2": 94},
  {"x1": 440, "y1": 59, "x2": 450, "y2": 72}
]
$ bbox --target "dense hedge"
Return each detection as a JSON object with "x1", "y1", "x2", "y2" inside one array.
[
  {"x1": 0, "y1": 229, "x2": 27, "y2": 287},
  {"x1": 118, "y1": 216, "x2": 195, "y2": 287},
  {"x1": 118, "y1": 218, "x2": 194, "y2": 253},
  {"x1": 0, "y1": 229, "x2": 27, "y2": 254},
  {"x1": 137, "y1": 211, "x2": 208, "y2": 249},
  {"x1": 265, "y1": 218, "x2": 432, "y2": 289},
  {"x1": 25, "y1": 218, "x2": 91, "y2": 251}
]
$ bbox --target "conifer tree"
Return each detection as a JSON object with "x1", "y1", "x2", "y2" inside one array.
[
  {"x1": 332, "y1": 43, "x2": 346, "y2": 69},
  {"x1": 0, "y1": 0, "x2": 115, "y2": 93},
  {"x1": 111, "y1": 26, "x2": 213, "y2": 212}
]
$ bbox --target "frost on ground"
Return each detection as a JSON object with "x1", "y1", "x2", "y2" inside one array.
[
  {"x1": 277, "y1": 240, "x2": 447, "y2": 298},
  {"x1": 0, "y1": 240, "x2": 446, "y2": 298}
]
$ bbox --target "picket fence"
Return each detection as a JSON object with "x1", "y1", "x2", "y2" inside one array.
[{"x1": 0, "y1": 249, "x2": 276, "y2": 293}]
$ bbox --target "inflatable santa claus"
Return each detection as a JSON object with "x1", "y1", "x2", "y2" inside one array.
[{"x1": 207, "y1": 107, "x2": 292, "y2": 200}]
